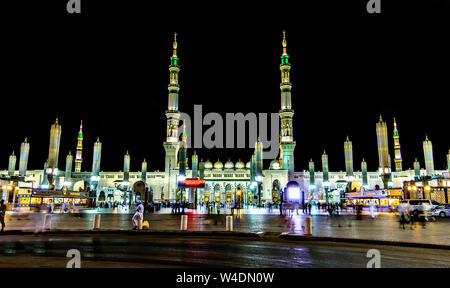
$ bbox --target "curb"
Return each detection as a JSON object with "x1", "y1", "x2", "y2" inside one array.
[{"x1": 279, "y1": 234, "x2": 450, "y2": 250}]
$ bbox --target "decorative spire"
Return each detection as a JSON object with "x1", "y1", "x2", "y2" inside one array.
[
  {"x1": 12, "y1": 151, "x2": 15, "y2": 156},
  {"x1": 282, "y1": 30, "x2": 287, "y2": 56},
  {"x1": 126, "y1": 150, "x2": 129, "y2": 155},
  {"x1": 346, "y1": 135, "x2": 349, "y2": 141},
  {"x1": 393, "y1": 117, "x2": 397, "y2": 129},
  {"x1": 69, "y1": 151, "x2": 71, "y2": 155},
  {"x1": 24, "y1": 137, "x2": 27, "y2": 143},
  {"x1": 379, "y1": 114, "x2": 382, "y2": 122},
  {"x1": 97, "y1": 137, "x2": 100, "y2": 142},
  {"x1": 55, "y1": 117, "x2": 59, "y2": 124},
  {"x1": 172, "y1": 32, "x2": 177, "y2": 57},
  {"x1": 323, "y1": 150, "x2": 326, "y2": 155},
  {"x1": 362, "y1": 158, "x2": 365, "y2": 162},
  {"x1": 425, "y1": 135, "x2": 428, "y2": 141},
  {"x1": 143, "y1": 158, "x2": 146, "y2": 162},
  {"x1": 80, "y1": 120, "x2": 83, "y2": 131}
]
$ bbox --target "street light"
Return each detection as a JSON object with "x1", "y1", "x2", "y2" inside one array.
[{"x1": 255, "y1": 175, "x2": 264, "y2": 207}]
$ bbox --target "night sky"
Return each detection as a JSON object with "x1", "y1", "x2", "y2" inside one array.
[{"x1": 2, "y1": 0, "x2": 449, "y2": 173}]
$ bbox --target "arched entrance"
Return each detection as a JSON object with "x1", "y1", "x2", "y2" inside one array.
[
  {"x1": 214, "y1": 184, "x2": 221, "y2": 203},
  {"x1": 133, "y1": 181, "x2": 148, "y2": 203},
  {"x1": 235, "y1": 184, "x2": 243, "y2": 208},
  {"x1": 98, "y1": 191, "x2": 105, "y2": 201},
  {"x1": 272, "y1": 180, "x2": 280, "y2": 203},
  {"x1": 225, "y1": 184, "x2": 233, "y2": 203},
  {"x1": 73, "y1": 180, "x2": 85, "y2": 192}
]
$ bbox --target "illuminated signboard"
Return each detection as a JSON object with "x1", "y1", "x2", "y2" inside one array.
[{"x1": 178, "y1": 178, "x2": 205, "y2": 188}]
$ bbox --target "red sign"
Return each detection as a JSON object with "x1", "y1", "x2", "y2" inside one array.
[{"x1": 178, "y1": 178, "x2": 205, "y2": 188}]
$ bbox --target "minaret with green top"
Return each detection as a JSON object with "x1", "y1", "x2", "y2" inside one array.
[
  {"x1": 279, "y1": 31, "x2": 296, "y2": 177},
  {"x1": 393, "y1": 118, "x2": 402, "y2": 171},
  {"x1": 75, "y1": 120, "x2": 83, "y2": 173},
  {"x1": 164, "y1": 33, "x2": 182, "y2": 201}
]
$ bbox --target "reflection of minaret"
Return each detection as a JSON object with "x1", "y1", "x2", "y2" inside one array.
[
  {"x1": 361, "y1": 158, "x2": 368, "y2": 187},
  {"x1": 376, "y1": 115, "x2": 390, "y2": 188},
  {"x1": 47, "y1": 117, "x2": 62, "y2": 187},
  {"x1": 65, "y1": 151, "x2": 73, "y2": 180},
  {"x1": 75, "y1": 121, "x2": 83, "y2": 172},
  {"x1": 279, "y1": 31, "x2": 296, "y2": 176},
  {"x1": 344, "y1": 136, "x2": 353, "y2": 177},
  {"x1": 393, "y1": 118, "x2": 402, "y2": 171},
  {"x1": 423, "y1": 135, "x2": 434, "y2": 176},
  {"x1": 19, "y1": 138, "x2": 30, "y2": 177},
  {"x1": 8, "y1": 151, "x2": 16, "y2": 176}
]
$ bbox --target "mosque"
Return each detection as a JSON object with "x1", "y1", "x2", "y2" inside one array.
[{"x1": 1, "y1": 32, "x2": 449, "y2": 209}]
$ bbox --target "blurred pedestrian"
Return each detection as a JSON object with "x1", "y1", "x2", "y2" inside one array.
[
  {"x1": 0, "y1": 200, "x2": 6, "y2": 232},
  {"x1": 369, "y1": 202, "x2": 376, "y2": 219},
  {"x1": 132, "y1": 201, "x2": 144, "y2": 229}
]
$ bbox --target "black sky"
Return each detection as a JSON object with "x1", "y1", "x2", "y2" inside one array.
[{"x1": 2, "y1": 0, "x2": 449, "y2": 173}]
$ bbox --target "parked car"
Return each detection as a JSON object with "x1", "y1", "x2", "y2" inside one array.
[
  {"x1": 431, "y1": 204, "x2": 450, "y2": 218},
  {"x1": 401, "y1": 199, "x2": 441, "y2": 216}
]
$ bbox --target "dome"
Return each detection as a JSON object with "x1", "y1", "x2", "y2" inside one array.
[
  {"x1": 224, "y1": 159, "x2": 234, "y2": 170},
  {"x1": 213, "y1": 159, "x2": 223, "y2": 170},
  {"x1": 270, "y1": 159, "x2": 281, "y2": 170},
  {"x1": 204, "y1": 159, "x2": 213, "y2": 169},
  {"x1": 235, "y1": 159, "x2": 245, "y2": 170},
  {"x1": 245, "y1": 161, "x2": 251, "y2": 169}
]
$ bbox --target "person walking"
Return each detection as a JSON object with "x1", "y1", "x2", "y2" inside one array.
[
  {"x1": 132, "y1": 201, "x2": 144, "y2": 229},
  {"x1": 0, "y1": 200, "x2": 6, "y2": 232},
  {"x1": 398, "y1": 201, "x2": 408, "y2": 229},
  {"x1": 369, "y1": 202, "x2": 376, "y2": 219}
]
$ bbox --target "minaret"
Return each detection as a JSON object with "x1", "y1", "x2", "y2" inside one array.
[
  {"x1": 376, "y1": 115, "x2": 390, "y2": 188},
  {"x1": 279, "y1": 31, "x2": 296, "y2": 176},
  {"x1": 309, "y1": 159, "x2": 315, "y2": 190},
  {"x1": 447, "y1": 149, "x2": 450, "y2": 174},
  {"x1": 388, "y1": 154, "x2": 393, "y2": 186},
  {"x1": 75, "y1": 121, "x2": 83, "y2": 172},
  {"x1": 124, "y1": 150, "x2": 130, "y2": 183},
  {"x1": 41, "y1": 160, "x2": 49, "y2": 186},
  {"x1": 393, "y1": 118, "x2": 402, "y2": 171},
  {"x1": 19, "y1": 138, "x2": 30, "y2": 177},
  {"x1": 192, "y1": 151, "x2": 198, "y2": 178},
  {"x1": 361, "y1": 158, "x2": 368, "y2": 187},
  {"x1": 141, "y1": 159, "x2": 147, "y2": 182},
  {"x1": 344, "y1": 136, "x2": 354, "y2": 177},
  {"x1": 8, "y1": 151, "x2": 16, "y2": 176},
  {"x1": 65, "y1": 151, "x2": 73, "y2": 180},
  {"x1": 47, "y1": 117, "x2": 61, "y2": 187},
  {"x1": 414, "y1": 158, "x2": 421, "y2": 180},
  {"x1": 322, "y1": 150, "x2": 329, "y2": 184},
  {"x1": 423, "y1": 135, "x2": 434, "y2": 176},
  {"x1": 163, "y1": 33, "x2": 181, "y2": 200},
  {"x1": 92, "y1": 137, "x2": 102, "y2": 178},
  {"x1": 255, "y1": 137, "x2": 263, "y2": 176},
  {"x1": 178, "y1": 126, "x2": 187, "y2": 176}
]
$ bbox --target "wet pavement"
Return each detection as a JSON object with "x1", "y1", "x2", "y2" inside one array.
[
  {"x1": 4, "y1": 211, "x2": 450, "y2": 246},
  {"x1": 0, "y1": 234, "x2": 449, "y2": 268}
]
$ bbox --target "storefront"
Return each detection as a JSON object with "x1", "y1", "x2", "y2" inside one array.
[
  {"x1": 17, "y1": 188, "x2": 89, "y2": 209},
  {"x1": 344, "y1": 188, "x2": 402, "y2": 209}
]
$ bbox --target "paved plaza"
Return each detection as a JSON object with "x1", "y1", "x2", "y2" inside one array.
[{"x1": 3, "y1": 208, "x2": 450, "y2": 247}]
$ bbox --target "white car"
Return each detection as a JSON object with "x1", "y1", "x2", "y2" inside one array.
[{"x1": 431, "y1": 204, "x2": 450, "y2": 218}]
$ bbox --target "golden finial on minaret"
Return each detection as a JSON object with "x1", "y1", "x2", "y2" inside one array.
[
  {"x1": 393, "y1": 117, "x2": 397, "y2": 129},
  {"x1": 172, "y1": 32, "x2": 178, "y2": 57},
  {"x1": 97, "y1": 137, "x2": 100, "y2": 142},
  {"x1": 55, "y1": 117, "x2": 59, "y2": 124},
  {"x1": 379, "y1": 114, "x2": 383, "y2": 122},
  {"x1": 24, "y1": 137, "x2": 27, "y2": 143},
  {"x1": 12, "y1": 151, "x2": 15, "y2": 156},
  {"x1": 126, "y1": 150, "x2": 129, "y2": 155},
  {"x1": 143, "y1": 158, "x2": 146, "y2": 162},
  {"x1": 69, "y1": 150, "x2": 71, "y2": 155},
  {"x1": 346, "y1": 135, "x2": 349, "y2": 141},
  {"x1": 323, "y1": 150, "x2": 326, "y2": 155},
  {"x1": 425, "y1": 135, "x2": 428, "y2": 141},
  {"x1": 282, "y1": 30, "x2": 287, "y2": 56},
  {"x1": 362, "y1": 157, "x2": 365, "y2": 162}
]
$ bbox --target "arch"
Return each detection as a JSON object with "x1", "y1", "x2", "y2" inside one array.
[
  {"x1": 133, "y1": 181, "x2": 148, "y2": 203},
  {"x1": 225, "y1": 184, "x2": 233, "y2": 203},
  {"x1": 214, "y1": 184, "x2": 221, "y2": 203},
  {"x1": 73, "y1": 180, "x2": 85, "y2": 192}
]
